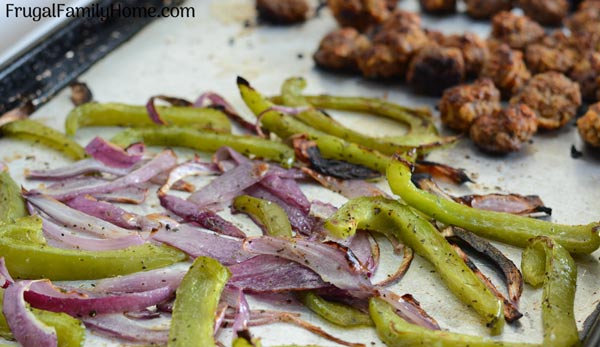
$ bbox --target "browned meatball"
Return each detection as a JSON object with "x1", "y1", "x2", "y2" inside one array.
[
  {"x1": 357, "y1": 44, "x2": 404, "y2": 78},
  {"x1": 328, "y1": 0, "x2": 390, "y2": 32},
  {"x1": 490, "y1": 11, "x2": 545, "y2": 50},
  {"x1": 313, "y1": 28, "x2": 371, "y2": 72},
  {"x1": 569, "y1": 52, "x2": 600, "y2": 101},
  {"x1": 518, "y1": 0, "x2": 569, "y2": 26},
  {"x1": 481, "y1": 42, "x2": 531, "y2": 98},
  {"x1": 419, "y1": 0, "x2": 456, "y2": 14},
  {"x1": 469, "y1": 104, "x2": 538, "y2": 153},
  {"x1": 569, "y1": 30, "x2": 600, "y2": 55},
  {"x1": 577, "y1": 102, "x2": 600, "y2": 147},
  {"x1": 407, "y1": 45, "x2": 465, "y2": 96},
  {"x1": 439, "y1": 78, "x2": 501, "y2": 133},
  {"x1": 443, "y1": 33, "x2": 488, "y2": 77},
  {"x1": 377, "y1": 9, "x2": 422, "y2": 33},
  {"x1": 524, "y1": 31, "x2": 577, "y2": 74},
  {"x1": 357, "y1": 26, "x2": 429, "y2": 78},
  {"x1": 256, "y1": 0, "x2": 310, "y2": 24},
  {"x1": 464, "y1": 0, "x2": 512, "y2": 19},
  {"x1": 510, "y1": 72, "x2": 582, "y2": 130},
  {"x1": 425, "y1": 29, "x2": 446, "y2": 45},
  {"x1": 565, "y1": 4, "x2": 600, "y2": 34}
]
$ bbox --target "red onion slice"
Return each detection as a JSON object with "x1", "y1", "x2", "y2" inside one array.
[
  {"x1": 150, "y1": 216, "x2": 253, "y2": 265},
  {"x1": 92, "y1": 267, "x2": 186, "y2": 293},
  {"x1": 93, "y1": 185, "x2": 149, "y2": 204},
  {"x1": 26, "y1": 194, "x2": 135, "y2": 239},
  {"x1": 65, "y1": 195, "x2": 145, "y2": 230},
  {"x1": 85, "y1": 137, "x2": 144, "y2": 169},
  {"x1": 243, "y1": 236, "x2": 373, "y2": 297},
  {"x1": 159, "y1": 194, "x2": 246, "y2": 238},
  {"x1": 27, "y1": 158, "x2": 134, "y2": 180},
  {"x1": 376, "y1": 289, "x2": 440, "y2": 330},
  {"x1": 83, "y1": 313, "x2": 169, "y2": 344},
  {"x1": 3, "y1": 280, "x2": 58, "y2": 347},
  {"x1": 42, "y1": 218, "x2": 145, "y2": 251},
  {"x1": 158, "y1": 158, "x2": 219, "y2": 195},
  {"x1": 348, "y1": 231, "x2": 379, "y2": 276},
  {"x1": 187, "y1": 162, "x2": 270, "y2": 209},
  {"x1": 228, "y1": 255, "x2": 327, "y2": 292},
  {"x1": 194, "y1": 92, "x2": 258, "y2": 134},
  {"x1": 40, "y1": 150, "x2": 177, "y2": 201},
  {"x1": 25, "y1": 280, "x2": 174, "y2": 317},
  {"x1": 146, "y1": 96, "x2": 169, "y2": 125},
  {"x1": 0, "y1": 258, "x2": 14, "y2": 288}
]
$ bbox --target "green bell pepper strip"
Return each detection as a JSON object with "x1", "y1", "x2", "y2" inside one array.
[
  {"x1": 0, "y1": 168, "x2": 27, "y2": 225},
  {"x1": 278, "y1": 78, "x2": 452, "y2": 156},
  {"x1": 521, "y1": 237, "x2": 580, "y2": 347},
  {"x1": 65, "y1": 102, "x2": 231, "y2": 136},
  {"x1": 369, "y1": 297, "x2": 539, "y2": 347},
  {"x1": 0, "y1": 119, "x2": 87, "y2": 160},
  {"x1": 0, "y1": 288, "x2": 86, "y2": 346},
  {"x1": 298, "y1": 291, "x2": 373, "y2": 327},
  {"x1": 325, "y1": 197, "x2": 504, "y2": 334},
  {"x1": 0, "y1": 216, "x2": 186, "y2": 280},
  {"x1": 110, "y1": 126, "x2": 295, "y2": 168},
  {"x1": 386, "y1": 153, "x2": 600, "y2": 254},
  {"x1": 238, "y1": 77, "x2": 391, "y2": 173},
  {"x1": 232, "y1": 195, "x2": 293, "y2": 237},
  {"x1": 168, "y1": 256, "x2": 230, "y2": 347},
  {"x1": 232, "y1": 337, "x2": 323, "y2": 347}
]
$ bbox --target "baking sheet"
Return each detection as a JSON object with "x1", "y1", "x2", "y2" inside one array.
[{"x1": 1, "y1": 0, "x2": 600, "y2": 345}]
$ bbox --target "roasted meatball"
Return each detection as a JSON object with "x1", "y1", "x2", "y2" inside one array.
[
  {"x1": 464, "y1": 0, "x2": 512, "y2": 19},
  {"x1": 328, "y1": 0, "x2": 390, "y2": 32},
  {"x1": 357, "y1": 26, "x2": 429, "y2": 78},
  {"x1": 469, "y1": 104, "x2": 538, "y2": 154},
  {"x1": 577, "y1": 102, "x2": 600, "y2": 147},
  {"x1": 524, "y1": 32, "x2": 577, "y2": 74},
  {"x1": 517, "y1": 0, "x2": 569, "y2": 26},
  {"x1": 357, "y1": 44, "x2": 404, "y2": 78},
  {"x1": 256, "y1": 0, "x2": 310, "y2": 24},
  {"x1": 490, "y1": 11, "x2": 545, "y2": 50},
  {"x1": 569, "y1": 51, "x2": 600, "y2": 101},
  {"x1": 443, "y1": 33, "x2": 488, "y2": 77},
  {"x1": 565, "y1": 4, "x2": 600, "y2": 34},
  {"x1": 425, "y1": 29, "x2": 446, "y2": 45},
  {"x1": 314, "y1": 28, "x2": 371, "y2": 72},
  {"x1": 510, "y1": 72, "x2": 582, "y2": 130},
  {"x1": 439, "y1": 78, "x2": 502, "y2": 133},
  {"x1": 407, "y1": 45, "x2": 465, "y2": 96},
  {"x1": 385, "y1": 0, "x2": 400, "y2": 10},
  {"x1": 419, "y1": 0, "x2": 456, "y2": 14},
  {"x1": 377, "y1": 9, "x2": 422, "y2": 33},
  {"x1": 481, "y1": 43, "x2": 531, "y2": 98}
]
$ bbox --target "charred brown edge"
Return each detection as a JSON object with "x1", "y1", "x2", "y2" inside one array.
[{"x1": 415, "y1": 160, "x2": 473, "y2": 184}]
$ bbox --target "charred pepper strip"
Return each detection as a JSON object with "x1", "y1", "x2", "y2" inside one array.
[
  {"x1": 0, "y1": 119, "x2": 86, "y2": 160},
  {"x1": 0, "y1": 288, "x2": 86, "y2": 346},
  {"x1": 110, "y1": 127, "x2": 295, "y2": 168},
  {"x1": 325, "y1": 197, "x2": 504, "y2": 334},
  {"x1": 369, "y1": 298, "x2": 539, "y2": 347},
  {"x1": 168, "y1": 256, "x2": 230, "y2": 347},
  {"x1": 232, "y1": 195, "x2": 293, "y2": 237},
  {"x1": 0, "y1": 166, "x2": 27, "y2": 225},
  {"x1": 0, "y1": 216, "x2": 186, "y2": 280},
  {"x1": 521, "y1": 237, "x2": 579, "y2": 347},
  {"x1": 65, "y1": 103, "x2": 231, "y2": 136},
  {"x1": 387, "y1": 153, "x2": 600, "y2": 254},
  {"x1": 298, "y1": 291, "x2": 374, "y2": 327},
  {"x1": 238, "y1": 77, "x2": 390, "y2": 173}
]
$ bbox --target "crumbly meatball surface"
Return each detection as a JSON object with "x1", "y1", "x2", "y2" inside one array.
[
  {"x1": 524, "y1": 32, "x2": 578, "y2": 74},
  {"x1": 372, "y1": 26, "x2": 430, "y2": 66},
  {"x1": 568, "y1": 51, "x2": 600, "y2": 101},
  {"x1": 464, "y1": 0, "x2": 512, "y2": 19},
  {"x1": 439, "y1": 78, "x2": 501, "y2": 133},
  {"x1": 481, "y1": 42, "x2": 531, "y2": 98},
  {"x1": 357, "y1": 44, "x2": 404, "y2": 78},
  {"x1": 406, "y1": 45, "x2": 465, "y2": 96},
  {"x1": 518, "y1": 0, "x2": 569, "y2": 25},
  {"x1": 377, "y1": 9, "x2": 422, "y2": 33},
  {"x1": 443, "y1": 33, "x2": 488, "y2": 77},
  {"x1": 256, "y1": 0, "x2": 310, "y2": 24},
  {"x1": 419, "y1": 0, "x2": 457, "y2": 14},
  {"x1": 313, "y1": 28, "x2": 371, "y2": 72},
  {"x1": 510, "y1": 72, "x2": 582, "y2": 130},
  {"x1": 328, "y1": 0, "x2": 390, "y2": 32},
  {"x1": 490, "y1": 11, "x2": 545, "y2": 50},
  {"x1": 469, "y1": 104, "x2": 538, "y2": 153},
  {"x1": 577, "y1": 102, "x2": 600, "y2": 147},
  {"x1": 565, "y1": 4, "x2": 600, "y2": 34}
]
